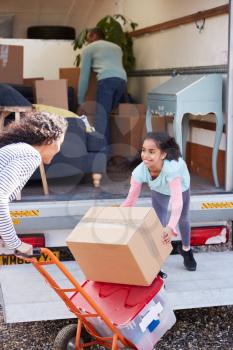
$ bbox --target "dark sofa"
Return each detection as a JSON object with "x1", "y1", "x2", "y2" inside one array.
[
  {"x1": 0, "y1": 83, "x2": 107, "y2": 185},
  {"x1": 33, "y1": 117, "x2": 107, "y2": 184}
]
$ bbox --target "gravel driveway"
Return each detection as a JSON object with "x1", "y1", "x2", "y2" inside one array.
[{"x1": 1, "y1": 305, "x2": 233, "y2": 350}]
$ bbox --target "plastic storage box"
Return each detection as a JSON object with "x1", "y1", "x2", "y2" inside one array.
[{"x1": 70, "y1": 276, "x2": 176, "y2": 349}]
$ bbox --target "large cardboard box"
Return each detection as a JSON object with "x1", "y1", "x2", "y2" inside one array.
[
  {"x1": 23, "y1": 77, "x2": 44, "y2": 87},
  {"x1": 0, "y1": 45, "x2": 23, "y2": 84},
  {"x1": 59, "y1": 67, "x2": 80, "y2": 105},
  {"x1": 66, "y1": 207, "x2": 172, "y2": 286},
  {"x1": 110, "y1": 104, "x2": 166, "y2": 159},
  {"x1": 59, "y1": 67, "x2": 97, "y2": 110},
  {"x1": 35, "y1": 79, "x2": 69, "y2": 109},
  {"x1": 110, "y1": 104, "x2": 145, "y2": 159}
]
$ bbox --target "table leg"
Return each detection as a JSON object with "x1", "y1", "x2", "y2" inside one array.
[
  {"x1": 182, "y1": 115, "x2": 190, "y2": 159},
  {"x1": 0, "y1": 112, "x2": 10, "y2": 131},
  {"x1": 173, "y1": 113, "x2": 184, "y2": 156},
  {"x1": 16, "y1": 192, "x2": 22, "y2": 201},
  {"x1": 15, "y1": 111, "x2": 20, "y2": 123},
  {"x1": 212, "y1": 110, "x2": 224, "y2": 187},
  {"x1": 146, "y1": 108, "x2": 153, "y2": 132},
  {"x1": 39, "y1": 163, "x2": 49, "y2": 195}
]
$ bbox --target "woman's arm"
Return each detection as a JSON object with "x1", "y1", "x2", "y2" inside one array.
[
  {"x1": 0, "y1": 155, "x2": 40, "y2": 249},
  {"x1": 167, "y1": 177, "x2": 183, "y2": 233},
  {"x1": 0, "y1": 192, "x2": 22, "y2": 249},
  {"x1": 121, "y1": 177, "x2": 142, "y2": 207}
]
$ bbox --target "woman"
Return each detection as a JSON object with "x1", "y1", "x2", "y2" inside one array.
[{"x1": 0, "y1": 111, "x2": 68, "y2": 255}]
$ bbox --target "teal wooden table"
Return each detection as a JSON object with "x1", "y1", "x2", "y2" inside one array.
[{"x1": 146, "y1": 74, "x2": 223, "y2": 187}]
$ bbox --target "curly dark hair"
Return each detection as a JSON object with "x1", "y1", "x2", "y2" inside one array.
[
  {"x1": 0, "y1": 112, "x2": 68, "y2": 148},
  {"x1": 144, "y1": 132, "x2": 181, "y2": 161}
]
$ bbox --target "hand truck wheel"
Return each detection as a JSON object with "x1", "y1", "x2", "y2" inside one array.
[{"x1": 53, "y1": 323, "x2": 97, "y2": 350}]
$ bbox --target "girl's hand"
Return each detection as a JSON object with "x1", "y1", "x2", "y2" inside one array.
[{"x1": 162, "y1": 226, "x2": 177, "y2": 244}]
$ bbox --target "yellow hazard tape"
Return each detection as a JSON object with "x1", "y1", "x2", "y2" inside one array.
[
  {"x1": 10, "y1": 210, "x2": 40, "y2": 218},
  {"x1": 12, "y1": 218, "x2": 20, "y2": 225},
  {"x1": 202, "y1": 201, "x2": 233, "y2": 209}
]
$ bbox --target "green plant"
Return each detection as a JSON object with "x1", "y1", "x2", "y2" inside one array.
[{"x1": 73, "y1": 14, "x2": 138, "y2": 72}]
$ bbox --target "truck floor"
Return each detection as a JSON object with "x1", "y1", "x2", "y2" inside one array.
[{"x1": 21, "y1": 173, "x2": 224, "y2": 202}]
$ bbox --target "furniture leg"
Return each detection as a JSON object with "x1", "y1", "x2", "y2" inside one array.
[
  {"x1": 182, "y1": 114, "x2": 190, "y2": 159},
  {"x1": 0, "y1": 111, "x2": 10, "y2": 131},
  {"x1": 173, "y1": 113, "x2": 184, "y2": 156},
  {"x1": 212, "y1": 110, "x2": 224, "y2": 187},
  {"x1": 16, "y1": 192, "x2": 22, "y2": 201},
  {"x1": 92, "y1": 173, "x2": 102, "y2": 187},
  {"x1": 15, "y1": 111, "x2": 20, "y2": 123},
  {"x1": 39, "y1": 163, "x2": 49, "y2": 195},
  {"x1": 146, "y1": 108, "x2": 153, "y2": 132}
]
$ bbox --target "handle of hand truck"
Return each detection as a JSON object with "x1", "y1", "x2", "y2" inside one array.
[{"x1": 14, "y1": 247, "x2": 42, "y2": 258}]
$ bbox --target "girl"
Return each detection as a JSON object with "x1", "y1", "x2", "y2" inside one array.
[
  {"x1": 0, "y1": 112, "x2": 67, "y2": 256},
  {"x1": 122, "y1": 132, "x2": 197, "y2": 271}
]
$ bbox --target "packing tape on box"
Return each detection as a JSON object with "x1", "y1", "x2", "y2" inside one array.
[{"x1": 81, "y1": 217, "x2": 164, "y2": 262}]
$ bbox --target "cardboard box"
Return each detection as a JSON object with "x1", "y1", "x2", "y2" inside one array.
[
  {"x1": 66, "y1": 207, "x2": 172, "y2": 286},
  {"x1": 35, "y1": 79, "x2": 68, "y2": 109},
  {"x1": 110, "y1": 105, "x2": 145, "y2": 159},
  {"x1": 59, "y1": 67, "x2": 80, "y2": 104},
  {"x1": 23, "y1": 77, "x2": 44, "y2": 102},
  {"x1": 142, "y1": 114, "x2": 167, "y2": 138},
  {"x1": 59, "y1": 67, "x2": 97, "y2": 110},
  {"x1": 110, "y1": 104, "x2": 166, "y2": 159},
  {"x1": 23, "y1": 77, "x2": 44, "y2": 87},
  {"x1": 0, "y1": 45, "x2": 23, "y2": 84}
]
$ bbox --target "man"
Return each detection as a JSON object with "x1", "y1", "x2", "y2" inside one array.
[{"x1": 78, "y1": 27, "x2": 127, "y2": 148}]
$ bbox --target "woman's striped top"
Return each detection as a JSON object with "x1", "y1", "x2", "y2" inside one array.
[{"x1": 0, "y1": 143, "x2": 41, "y2": 249}]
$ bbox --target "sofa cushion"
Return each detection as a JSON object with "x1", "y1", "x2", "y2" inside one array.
[
  {"x1": 87, "y1": 131, "x2": 106, "y2": 152},
  {"x1": 0, "y1": 83, "x2": 32, "y2": 106}
]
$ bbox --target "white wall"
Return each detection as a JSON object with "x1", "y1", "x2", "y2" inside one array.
[
  {"x1": 124, "y1": 0, "x2": 228, "y2": 101},
  {"x1": 0, "y1": 38, "x2": 77, "y2": 79},
  {"x1": 0, "y1": 0, "x2": 122, "y2": 38}
]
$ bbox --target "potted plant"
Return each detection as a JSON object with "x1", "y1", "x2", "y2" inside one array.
[{"x1": 73, "y1": 14, "x2": 138, "y2": 72}]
